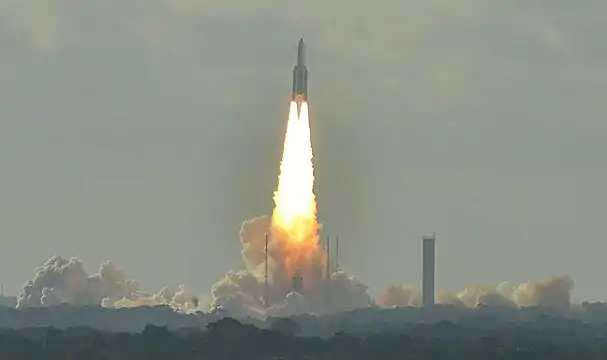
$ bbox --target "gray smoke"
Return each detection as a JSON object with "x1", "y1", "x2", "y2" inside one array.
[
  {"x1": 15, "y1": 223, "x2": 576, "y2": 318},
  {"x1": 208, "y1": 216, "x2": 374, "y2": 319},
  {"x1": 14, "y1": 215, "x2": 373, "y2": 318},
  {"x1": 17, "y1": 257, "x2": 137, "y2": 308},
  {"x1": 376, "y1": 275, "x2": 575, "y2": 310},
  {"x1": 16, "y1": 256, "x2": 209, "y2": 312},
  {"x1": 375, "y1": 285, "x2": 421, "y2": 308}
]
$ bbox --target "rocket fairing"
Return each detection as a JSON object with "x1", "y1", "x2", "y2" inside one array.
[{"x1": 292, "y1": 38, "x2": 308, "y2": 114}]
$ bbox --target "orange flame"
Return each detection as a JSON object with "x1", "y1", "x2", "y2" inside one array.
[{"x1": 271, "y1": 101, "x2": 321, "y2": 283}]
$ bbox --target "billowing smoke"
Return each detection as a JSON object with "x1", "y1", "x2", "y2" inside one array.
[
  {"x1": 16, "y1": 250, "x2": 576, "y2": 318},
  {"x1": 376, "y1": 285, "x2": 421, "y2": 308},
  {"x1": 16, "y1": 252, "x2": 575, "y2": 318},
  {"x1": 15, "y1": 212, "x2": 373, "y2": 318},
  {"x1": 208, "y1": 216, "x2": 374, "y2": 318},
  {"x1": 375, "y1": 275, "x2": 575, "y2": 310},
  {"x1": 16, "y1": 256, "x2": 209, "y2": 312},
  {"x1": 498, "y1": 275, "x2": 575, "y2": 309}
]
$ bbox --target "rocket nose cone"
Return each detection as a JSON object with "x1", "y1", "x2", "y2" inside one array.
[{"x1": 299, "y1": 38, "x2": 304, "y2": 45}]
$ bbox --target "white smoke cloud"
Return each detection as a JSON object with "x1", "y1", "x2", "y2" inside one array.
[
  {"x1": 376, "y1": 275, "x2": 575, "y2": 310},
  {"x1": 15, "y1": 213, "x2": 373, "y2": 318},
  {"x1": 15, "y1": 229, "x2": 576, "y2": 318},
  {"x1": 498, "y1": 275, "x2": 575, "y2": 309},
  {"x1": 17, "y1": 257, "x2": 136, "y2": 308},
  {"x1": 209, "y1": 270, "x2": 267, "y2": 319},
  {"x1": 325, "y1": 271, "x2": 374, "y2": 312},
  {"x1": 207, "y1": 216, "x2": 374, "y2": 318},
  {"x1": 267, "y1": 292, "x2": 311, "y2": 318},
  {"x1": 454, "y1": 285, "x2": 518, "y2": 308},
  {"x1": 112, "y1": 285, "x2": 207, "y2": 313},
  {"x1": 375, "y1": 285, "x2": 421, "y2": 308},
  {"x1": 16, "y1": 256, "x2": 207, "y2": 313}
]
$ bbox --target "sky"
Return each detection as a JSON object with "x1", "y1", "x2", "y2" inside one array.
[{"x1": 0, "y1": 0, "x2": 606, "y2": 301}]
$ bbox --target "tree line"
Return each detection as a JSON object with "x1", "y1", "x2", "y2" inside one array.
[{"x1": 1, "y1": 316, "x2": 607, "y2": 359}]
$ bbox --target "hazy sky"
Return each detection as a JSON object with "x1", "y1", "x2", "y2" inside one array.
[{"x1": 0, "y1": 1, "x2": 605, "y2": 301}]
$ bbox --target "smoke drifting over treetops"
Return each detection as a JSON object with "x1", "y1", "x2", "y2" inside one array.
[
  {"x1": 15, "y1": 215, "x2": 576, "y2": 317},
  {"x1": 375, "y1": 275, "x2": 575, "y2": 310},
  {"x1": 16, "y1": 256, "x2": 205, "y2": 312}
]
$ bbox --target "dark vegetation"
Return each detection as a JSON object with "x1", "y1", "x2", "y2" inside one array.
[{"x1": 2, "y1": 303, "x2": 607, "y2": 359}]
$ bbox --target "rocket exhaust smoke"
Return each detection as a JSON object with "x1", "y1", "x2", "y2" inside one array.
[
  {"x1": 208, "y1": 98, "x2": 372, "y2": 317},
  {"x1": 16, "y1": 256, "x2": 207, "y2": 312}
]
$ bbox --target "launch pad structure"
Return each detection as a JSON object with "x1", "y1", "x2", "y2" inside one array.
[
  {"x1": 264, "y1": 234, "x2": 269, "y2": 307},
  {"x1": 262, "y1": 232, "x2": 341, "y2": 308},
  {"x1": 261, "y1": 228, "x2": 438, "y2": 310},
  {"x1": 422, "y1": 233, "x2": 436, "y2": 307}
]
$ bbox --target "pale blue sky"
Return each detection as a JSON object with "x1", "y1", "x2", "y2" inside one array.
[{"x1": 0, "y1": 0, "x2": 605, "y2": 301}]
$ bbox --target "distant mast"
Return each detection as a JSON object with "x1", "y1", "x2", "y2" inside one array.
[
  {"x1": 422, "y1": 234, "x2": 436, "y2": 307},
  {"x1": 335, "y1": 235, "x2": 339, "y2": 272},
  {"x1": 326, "y1": 235, "x2": 331, "y2": 280},
  {"x1": 265, "y1": 234, "x2": 269, "y2": 307}
]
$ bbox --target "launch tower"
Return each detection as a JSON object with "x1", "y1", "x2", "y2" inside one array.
[
  {"x1": 292, "y1": 269, "x2": 303, "y2": 293},
  {"x1": 422, "y1": 234, "x2": 436, "y2": 307}
]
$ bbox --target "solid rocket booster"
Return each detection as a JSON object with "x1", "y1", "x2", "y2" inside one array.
[{"x1": 292, "y1": 38, "x2": 308, "y2": 113}]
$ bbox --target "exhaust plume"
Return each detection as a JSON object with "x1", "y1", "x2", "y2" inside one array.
[
  {"x1": 209, "y1": 101, "x2": 373, "y2": 317},
  {"x1": 270, "y1": 101, "x2": 323, "y2": 293}
]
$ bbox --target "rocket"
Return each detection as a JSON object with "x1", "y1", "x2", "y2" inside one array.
[{"x1": 292, "y1": 38, "x2": 308, "y2": 115}]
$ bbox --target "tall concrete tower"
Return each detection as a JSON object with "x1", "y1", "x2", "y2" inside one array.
[{"x1": 422, "y1": 234, "x2": 436, "y2": 307}]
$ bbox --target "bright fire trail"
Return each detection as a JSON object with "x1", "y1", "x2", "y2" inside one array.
[
  {"x1": 272, "y1": 101, "x2": 317, "y2": 239},
  {"x1": 271, "y1": 101, "x2": 322, "y2": 284}
]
